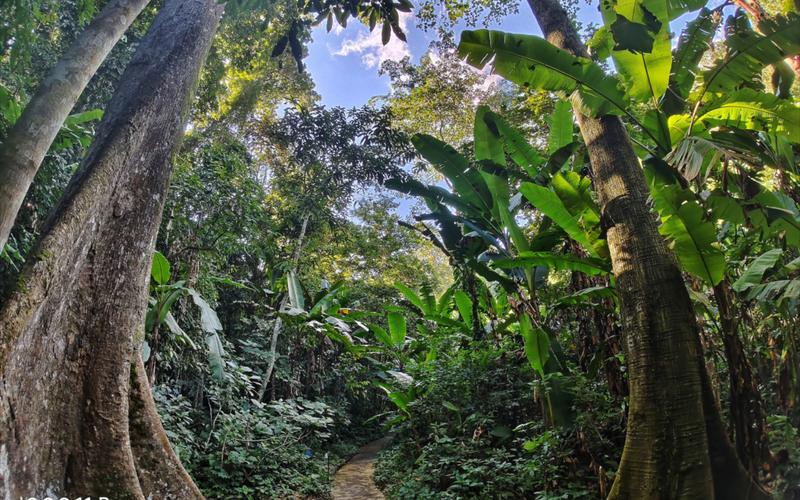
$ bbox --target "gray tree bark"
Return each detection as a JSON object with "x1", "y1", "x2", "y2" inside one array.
[
  {"x1": 0, "y1": 0, "x2": 222, "y2": 496},
  {"x1": 525, "y1": 1, "x2": 768, "y2": 498},
  {"x1": 0, "y1": 0, "x2": 151, "y2": 252}
]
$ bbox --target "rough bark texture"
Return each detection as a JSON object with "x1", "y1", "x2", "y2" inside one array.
[
  {"x1": 525, "y1": 1, "x2": 768, "y2": 498},
  {"x1": 0, "y1": 0, "x2": 221, "y2": 496},
  {"x1": 0, "y1": 0, "x2": 151, "y2": 251}
]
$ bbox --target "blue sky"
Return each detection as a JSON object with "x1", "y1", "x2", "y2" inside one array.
[
  {"x1": 304, "y1": 1, "x2": 697, "y2": 108},
  {"x1": 305, "y1": 2, "x2": 603, "y2": 108}
]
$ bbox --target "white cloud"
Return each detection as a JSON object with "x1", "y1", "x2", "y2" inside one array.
[{"x1": 333, "y1": 13, "x2": 412, "y2": 68}]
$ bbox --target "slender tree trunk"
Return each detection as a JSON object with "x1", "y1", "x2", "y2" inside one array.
[
  {"x1": 713, "y1": 279, "x2": 770, "y2": 475},
  {"x1": 0, "y1": 0, "x2": 151, "y2": 251},
  {"x1": 257, "y1": 213, "x2": 311, "y2": 401},
  {"x1": 525, "y1": 1, "x2": 767, "y2": 498},
  {"x1": 0, "y1": 0, "x2": 222, "y2": 496}
]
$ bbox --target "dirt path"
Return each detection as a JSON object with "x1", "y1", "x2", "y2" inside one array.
[{"x1": 331, "y1": 436, "x2": 392, "y2": 500}]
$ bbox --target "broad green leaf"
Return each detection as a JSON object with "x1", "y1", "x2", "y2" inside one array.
[
  {"x1": 732, "y1": 248, "x2": 783, "y2": 292},
  {"x1": 662, "y1": 8, "x2": 720, "y2": 116},
  {"x1": 664, "y1": 0, "x2": 707, "y2": 19},
  {"x1": 703, "y1": 12, "x2": 800, "y2": 94},
  {"x1": 387, "y1": 311, "x2": 406, "y2": 347},
  {"x1": 151, "y1": 251, "x2": 170, "y2": 285},
  {"x1": 188, "y1": 289, "x2": 223, "y2": 333},
  {"x1": 492, "y1": 251, "x2": 611, "y2": 276},
  {"x1": 548, "y1": 100, "x2": 573, "y2": 154},
  {"x1": 395, "y1": 282, "x2": 427, "y2": 314},
  {"x1": 519, "y1": 182, "x2": 600, "y2": 257},
  {"x1": 474, "y1": 105, "x2": 506, "y2": 166},
  {"x1": 287, "y1": 270, "x2": 304, "y2": 310},
  {"x1": 696, "y1": 89, "x2": 800, "y2": 142},
  {"x1": 520, "y1": 314, "x2": 549, "y2": 377},
  {"x1": 458, "y1": 30, "x2": 627, "y2": 117},
  {"x1": 482, "y1": 111, "x2": 544, "y2": 173},
  {"x1": 658, "y1": 201, "x2": 725, "y2": 285},
  {"x1": 454, "y1": 290, "x2": 473, "y2": 328},
  {"x1": 369, "y1": 324, "x2": 393, "y2": 348},
  {"x1": 551, "y1": 286, "x2": 617, "y2": 309},
  {"x1": 600, "y1": 0, "x2": 672, "y2": 102},
  {"x1": 707, "y1": 193, "x2": 745, "y2": 225},
  {"x1": 206, "y1": 332, "x2": 226, "y2": 382},
  {"x1": 411, "y1": 134, "x2": 492, "y2": 214}
]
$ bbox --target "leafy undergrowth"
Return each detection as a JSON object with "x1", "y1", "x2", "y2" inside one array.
[
  {"x1": 373, "y1": 346, "x2": 625, "y2": 499},
  {"x1": 156, "y1": 388, "x2": 378, "y2": 499}
]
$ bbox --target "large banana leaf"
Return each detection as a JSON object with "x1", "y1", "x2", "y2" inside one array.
[
  {"x1": 732, "y1": 248, "x2": 783, "y2": 293},
  {"x1": 520, "y1": 314, "x2": 549, "y2": 378},
  {"x1": 548, "y1": 100, "x2": 573, "y2": 154},
  {"x1": 658, "y1": 200, "x2": 725, "y2": 285},
  {"x1": 600, "y1": 0, "x2": 673, "y2": 102},
  {"x1": 664, "y1": 0, "x2": 707, "y2": 19},
  {"x1": 482, "y1": 110, "x2": 544, "y2": 176},
  {"x1": 703, "y1": 12, "x2": 800, "y2": 94},
  {"x1": 520, "y1": 182, "x2": 602, "y2": 257},
  {"x1": 492, "y1": 251, "x2": 611, "y2": 276},
  {"x1": 395, "y1": 282, "x2": 429, "y2": 315},
  {"x1": 662, "y1": 7, "x2": 720, "y2": 116},
  {"x1": 474, "y1": 105, "x2": 506, "y2": 166},
  {"x1": 458, "y1": 30, "x2": 627, "y2": 117},
  {"x1": 696, "y1": 89, "x2": 800, "y2": 143},
  {"x1": 411, "y1": 134, "x2": 493, "y2": 215}
]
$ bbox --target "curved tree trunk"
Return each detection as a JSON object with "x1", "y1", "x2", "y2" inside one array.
[
  {"x1": 0, "y1": 0, "x2": 222, "y2": 496},
  {"x1": 525, "y1": 1, "x2": 768, "y2": 498},
  {"x1": 0, "y1": 0, "x2": 151, "y2": 251}
]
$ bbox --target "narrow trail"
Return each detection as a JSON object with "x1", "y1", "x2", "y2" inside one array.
[{"x1": 331, "y1": 436, "x2": 392, "y2": 500}]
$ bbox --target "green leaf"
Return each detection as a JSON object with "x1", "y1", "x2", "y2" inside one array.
[
  {"x1": 703, "y1": 12, "x2": 800, "y2": 94},
  {"x1": 658, "y1": 201, "x2": 725, "y2": 285},
  {"x1": 600, "y1": 0, "x2": 672, "y2": 102},
  {"x1": 454, "y1": 290, "x2": 473, "y2": 328},
  {"x1": 662, "y1": 8, "x2": 720, "y2": 116},
  {"x1": 206, "y1": 332, "x2": 226, "y2": 382},
  {"x1": 151, "y1": 251, "x2": 170, "y2": 285},
  {"x1": 458, "y1": 30, "x2": 627, "y2": 117},
  {"x1": 287, "y1": 270, "x2": 304, "y2": 310},
  {"x1": 732, "y1": 248, "x2": 783, "y2": 292},
  {"x1": 696, "y1": 89, "x2": 800, "y2": 142},
  {"x1": 493, "y1": 251, "x2": 611, "y2": 276},
  {"x1": 474, "y1": 105, "x2": 506, "y2": 166},
  {"x1": 482, "y1": 111, "x2": 544, "y2": 173},
  {"x1": 411, "y1": 134, "x2": 492, "y2": 215},
  {"x1": 387, "y1": 311, "x2": 406, "y2": 347},
  {"x1": 548, "y1": 100, "x2": 573, "y2": 154},
  {"x1": 519, "y1": 182, "x2": 601, "y2": 257},
  {"x1": 395, "y1": 282, "x2": 428, "y2": 315},
  {"x1": 520, "y1": 314, "x2": 549, "y2": 377},
  {"x1": 369, "y1": 324, "x2": 393, "y2": 348},
  {"x1": 188, "y1": 289, "x2": 223, "y2": 334}
]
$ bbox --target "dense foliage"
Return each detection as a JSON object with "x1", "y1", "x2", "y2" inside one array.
[{"x1": 0, "y1": 0, "x2": 798, "y2": 498}]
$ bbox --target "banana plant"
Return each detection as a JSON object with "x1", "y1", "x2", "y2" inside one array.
[
  {"x1": 144, "y1": 251, "x2": 225, "y2": 383},
  {"x1": 457, "y1": 2, "x2": 800, "y2": 289}
]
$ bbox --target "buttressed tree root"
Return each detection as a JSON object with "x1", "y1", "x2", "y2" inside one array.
[{"x1": 0, "y1": 0, "x2": 222, "y2": 496}]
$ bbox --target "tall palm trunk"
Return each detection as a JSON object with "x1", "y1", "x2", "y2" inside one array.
[
  {"x1": 525, "y1": 1, "x2": 767, "y2": 498},
  {"x1": 0, "y1": 0, "x2": 222, "y2": 496},
  {"x1": 0, "y1": 0, "x2": 151, "y2": 251}
]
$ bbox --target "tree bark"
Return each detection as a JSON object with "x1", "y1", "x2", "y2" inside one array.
[
  {"x1": 0, "y1": 0, "x2": 151, "y2": 251},
  {"x1": 525, "y1": 1, "x2": 768, "y2": 498},
  {"x1": 0, "y1": 0, "x2": 222, "y2": 496}
]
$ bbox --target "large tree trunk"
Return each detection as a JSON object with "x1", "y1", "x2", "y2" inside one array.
[
  {"x1": 0, "y1": 0, "x2": 151, "y2": 251},
  {"x1": 525, "y1": 1, "x2": 767, "y2": 498},
  {"x1": 0, "y1": 0, "x2": 222, "y2": 496}
]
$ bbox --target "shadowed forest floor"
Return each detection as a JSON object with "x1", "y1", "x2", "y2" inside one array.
[{"x1": 332, "y1": 437, "x2": 392, "y2": 500}]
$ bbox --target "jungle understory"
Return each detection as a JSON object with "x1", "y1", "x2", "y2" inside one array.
[{"x1": 0, "y1": 0, "x2": 798, "y2": 498}]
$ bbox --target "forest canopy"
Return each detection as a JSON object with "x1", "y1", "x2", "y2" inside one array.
[{"x1": 0, "y1": 0, "x2": 799, "y2": 498}]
